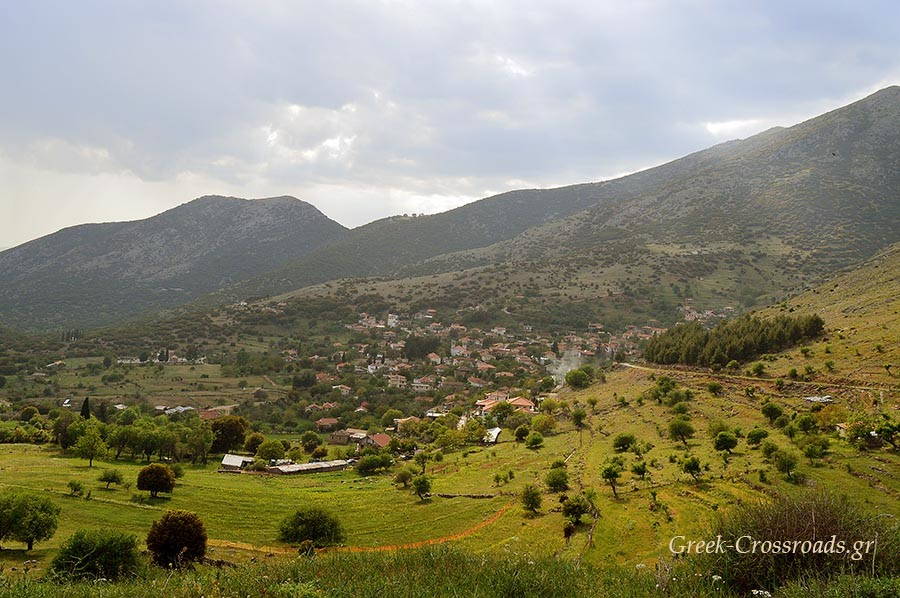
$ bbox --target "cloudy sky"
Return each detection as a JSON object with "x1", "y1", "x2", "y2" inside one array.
[{"x1": 2, "y1": 1, "x2": 899, "y2": 247}]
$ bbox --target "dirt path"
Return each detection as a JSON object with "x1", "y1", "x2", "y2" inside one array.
[
  {"x1": 208, "y1": 502, "x2": 513, "y2": 556},
  {"x1": 618, "y1": 362, "x2": 893, "y2": 392}
]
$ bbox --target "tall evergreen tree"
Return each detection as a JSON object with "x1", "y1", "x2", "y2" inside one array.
[{"x1": 80, "y1": 397, "x2": 91, "y2": 419}]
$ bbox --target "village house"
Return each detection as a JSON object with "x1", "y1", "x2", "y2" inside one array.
[
  {"x1": 219, "y1": 454, "x2": 255, "y2": 472},
  {"x1": 315, "y1": 417, "x2": 340, "y2": 431}
]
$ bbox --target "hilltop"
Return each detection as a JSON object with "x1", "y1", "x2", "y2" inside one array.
[{"x1": 0, "y1": 196, "x2": 348, "y2": 330}]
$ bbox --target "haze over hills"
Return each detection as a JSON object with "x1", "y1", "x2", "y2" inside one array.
[
  {"x1": 1, "y1": 87, "x2": 899, "y2": 333},
  {"x1": 0, "y1": 196, "x2": 348, "y2": 330}
]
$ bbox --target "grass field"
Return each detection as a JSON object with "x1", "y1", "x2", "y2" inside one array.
[{"x1": 2, "y1": 363, "x2": 896, "y2": 576}]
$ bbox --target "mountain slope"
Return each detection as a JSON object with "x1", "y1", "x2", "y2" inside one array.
[
  {"x1": 0, "y1": 196, "x2": 348, "y2": 330},
  {"x1": 268, "y1": 87, "x2": 900, "y2": 328}
]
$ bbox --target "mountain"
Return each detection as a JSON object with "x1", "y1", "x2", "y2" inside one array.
[
  {"x1": 247, "y1": 86, "x2": 900, "y2": 329},
  {"x1": 0, "y1": 196, "x2": 348, "y2": 330}
]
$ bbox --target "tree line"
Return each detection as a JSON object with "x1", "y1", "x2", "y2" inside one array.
[{"x1": 643, "y1": 313, "x2": 824, "y2": 367}]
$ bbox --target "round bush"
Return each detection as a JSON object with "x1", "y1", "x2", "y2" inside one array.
[
  {"x1": 50, "y1": 529, "x2": 140, "y2": 580},
  {"x1": 137, "y1": 463, "x2": 175, "y2": 497},
  {"x1": 279, "y1": 507, "x2": 345, "y2": 547},
  {"x1": 146, "y1": 510, "x2": 207, "y2": 568}
]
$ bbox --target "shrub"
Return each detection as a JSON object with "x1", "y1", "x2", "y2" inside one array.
[
  {"x1": 612, "y1": 433, "x2": 636, "y2": 452},
  {"x1": 761, "y1": 403, "x2": 783, "y2": 424},
  {"x1": 761, "y1": 440, "x2": 779, "y2": 459},
  {"x1": 168, "y1": 463, "x2": 185, "y2": 479},
  {"x1": 393, "y1": 467, "x2": 415, "y2": 488},
  {"x1": 279, "y1": 508, "x2": 344, "y2": 547},
  {"x1": 668, "y1": 418, "x2": 695, "y2": 446},
  {"x1": 137, "y1": 464, "x2": 176, "y2": 497},
  {"x1": 50, "y1": 529, "x2": 140, "y2": 580},
  {"x1": 355, "y1": 453, "x2": 392, "y2": 475},
  {"x1": 521, "y1": 484, "x2": 541, "y2": 514},
  {"x1": 530, "y1": 415, "x2": 556, "y2": 435},
  {"x1": 544, "y1": 468, "x2": 569, "y2": 492},
  {"x1": 146, "y1": 510, "x2": 207, "y2": 568},
  {"x1": 525, "y1": 432, "x2": 544, "y2": 449},
  {"x1": 67, "y1": 480, "x2": 85, "y2": 496},
  {"x1": 696, "y1": 491, "x2": 900, "y2": 592},
  {"x1": 561, "y1": 494, "x2": 592, "y2": 524}
]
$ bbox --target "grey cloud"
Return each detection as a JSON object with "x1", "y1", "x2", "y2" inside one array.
[{"x1": 1, "y1": 1, "x2": 900, "y2": 245}]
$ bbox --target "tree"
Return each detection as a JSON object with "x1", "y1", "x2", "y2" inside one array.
[
  {"x1": 292, "y1": 370, "x2": 317, "y2": 388},
  {"x1": 412, "y1": 475, "x2": 431, "y2": 500},
  {"x1": 761, "y1": 403, "x2": 783, "y2": 424},
  {"x1": 631, "y1": 461, "x2": 649, "y2": 481},
  {"x1": 3, "y1": 491, "x2": 60, "y2": 550},
  {"x1": 521, "y1": 484, "x2": 541, "y2": 514},
  {"x1": 746, "y1": 428, "x2": 769, "y2": 446},
  {"x1": 75, "y1": 425, "x2": 108, "y2": 467},
  {"x1": 572, "y1": 407, "x2": 587, "y2": 429},
  {"x1": 682, "y1": 456, "x2": 702, "y2": 480},
  {"x1": 210, "y1": 416, "x2": 249, "y2": 453},
  {"x1": 137, "y1": 464, "x2": 176, "y2": 498},
  {"x1": 256, "y1": 439, "x2": 285, "y2": 461},
  {"x1": 544, "y1": 468, "x2": 569, "y2": 492},
  {"x1": 356, "y1": 453, "x2": 393, "y2": 475},
  {"x1": 146, "y1": 510, "x2": 207, "y2": 568},
  {"x1": 98, "y1": 469, "x2": 123, "y2": 489},
  {"x1": 714, "y1": 431, "x2": 738, "y2": 454},
  {"x1": 301, "y1": 431, "x2": 322, "y2": 453},
  {"x1": 187, "y1": 424, "x2": 214, "y2": 465},
  {"x1": 773, "y1": 450, "x2": 799, "y2": 481},
  {"x1": 50, "y1": 529, "x2": 140, "y2": 580},
  {"x1": 668, "y1": 418, "x2": 695, "y2": 447},
  {"x1": 393, "y1": 467, "x2": 415, "y2": 488},
  {"x1": 562, "y1": 494, "x2": 591, "y2": 524},
  {"x1": 565, "y1": 369, "x2": 590, "y2": 389},
  {"x1": 278, "y1": 507, "x2": 344, "y2": 547},
  {"x1": 601, "y1": 464, "x2": 622, "y2": 498},
  {"x1": 80, "y1": 397, "x2": 91, "y2": 419},
  {"x1": 514, "y1": 425, "x2": 530, "y2": 442},
  {"x1": 244, "y1": 432, "x2": 265, "y2": 455},
  {"x1": 381, "y1": 409, "x2": 403, "y2": 428},
  {"x1": 526, "y1": 432, "x2": 544, "y2": 449},
  {"x1": 414, "y1": 451, "x2": 431, "y2": 474}
]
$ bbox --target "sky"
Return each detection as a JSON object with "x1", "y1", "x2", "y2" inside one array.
[{"x1": 2, "y1": 1, "x2": 899, "y2": 248}]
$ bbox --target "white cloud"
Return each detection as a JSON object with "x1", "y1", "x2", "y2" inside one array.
[{"x1": 703, "y1": 118, "x2": 766, "y2": 139}]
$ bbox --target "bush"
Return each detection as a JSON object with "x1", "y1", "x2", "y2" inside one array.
[
  {"x1": 544, "y1": 468, "x2": 569, "y2": 492},
  {"x1": 279, "y1": 507, "x2": 344, "y2": 547},
  {"x1": 696, "y1": 491, "x2": 900, "y2": 592},
  {"x1": 521, "y1": 484, "x2": 541, "y2": 514},
  {"x1": 244, "y1": 432, "x2": 265, "y2": 454},
  {"x1": 67, "y1": 480, "x2": 85, "y2": 496},
  {"x1": 137, "y1": 464, "x2": 176, "y2": 497},
  {"x1": 525, "y1": 432, "x2": 544, "y2": 449},
  {"x1": 514, "y1": 425, "x2": 530, "y2": 442},
  {"x1": 746, "y1": 428, "x2": 769, "y2": 446},
  {"x1": 99, "y1": 469, "x2": 123, "y2": 489},
  {"x1": 612, "y1": 433, "x2": 636, "y2": 452},
  {"x1": 412, "y1": 475, "x2": 431, "y2": 500},
  {"x1": 562, "y1": 494, "x2": 592, "y2": 524},
  {"x1": 256, "y1": 438, "x2": 286, "y2": 461},
  {"x1": 355, "y1": 453, "x2": 393, "y2": 475},
  {"x1": 50, "y1": 529, "x2": 140, "y2": 580},
  {"x1": 565, "y1": 369, "x2": 590, "y2": 389},
  {"x1": 146, "y1": 510, "x2": 207, "y2": 568}
]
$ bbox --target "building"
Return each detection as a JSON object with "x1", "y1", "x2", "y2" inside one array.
[
  {"x1": 267, "y1": 460, "x2": 350, "y2": 475},
  {"x1": 315, "y1": 417, "x2": 340, "y2": 431},
  {"x1": 220, "y1": 454, "x2": 255, "y2": 472},
  {"x1": 330, "y1": 428, "x2": 369, "y2": 445},
  {"x1": 483, "y1": 427, "x2": 502, "y2": 444}
]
